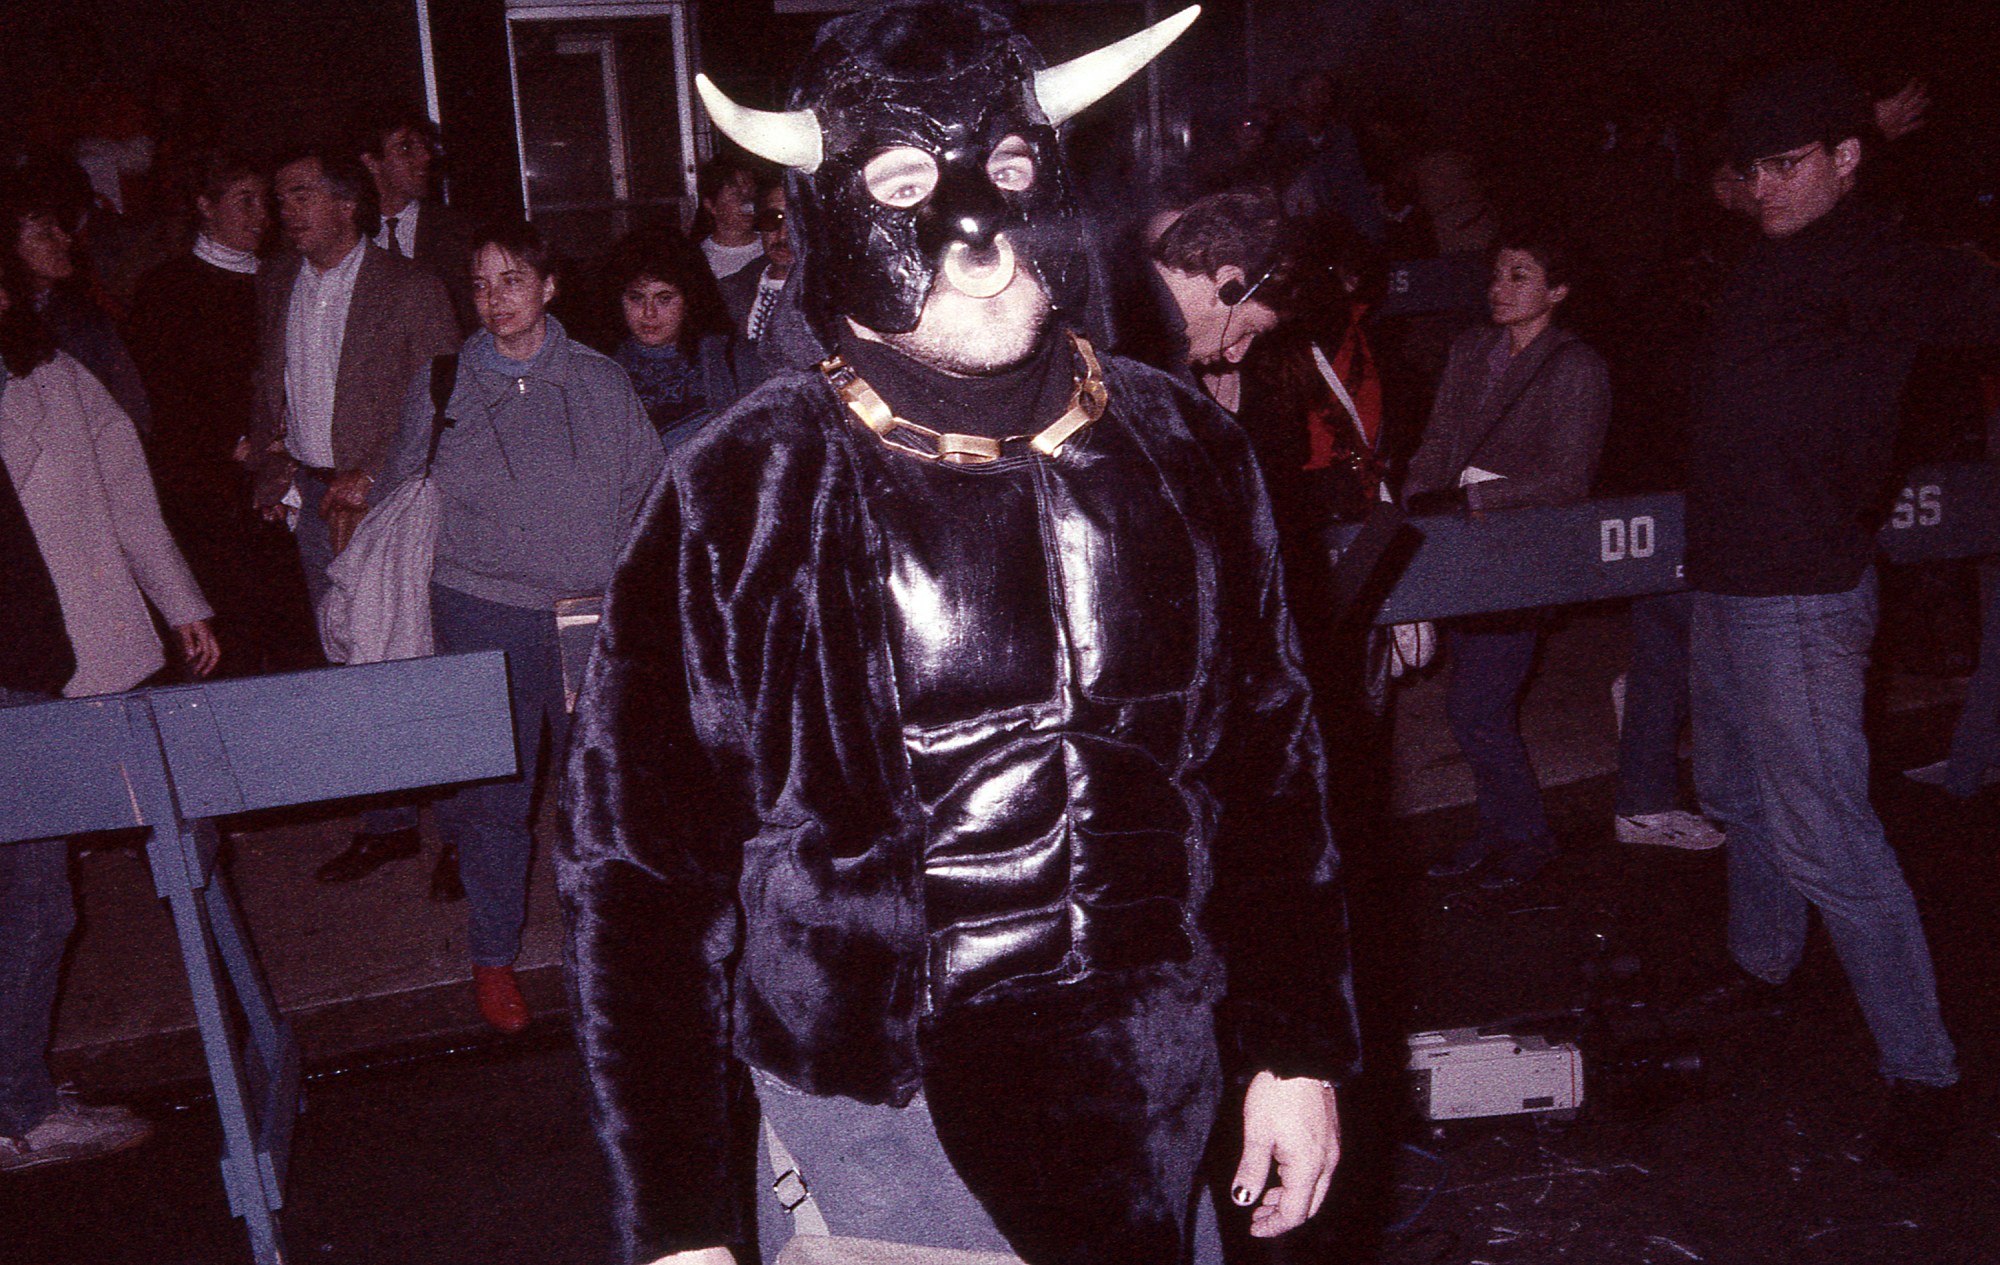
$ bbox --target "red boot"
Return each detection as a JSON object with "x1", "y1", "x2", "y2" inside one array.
[{"x1": 473, "y1": 966, "x2": 530, "y2": 1034}]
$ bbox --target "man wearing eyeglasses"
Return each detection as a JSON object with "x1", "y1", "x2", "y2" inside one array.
[{"x1": 1681, "y1": 61, "x2": 2000, "y2": 1174}]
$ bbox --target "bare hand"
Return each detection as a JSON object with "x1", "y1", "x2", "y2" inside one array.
[
  {"x1": 321, "y1": 470, "x2": 374, "y2": 555},
  {"x1": 639, "y1": 1249, "x2": 735, "y2": 1265},
  {"x1": 176, "y1": 620, "x2": 222, "y2": 678},
  {"x1": 320, "y1": 470, "x2": 375, "y2": 516},
  {"x1": 1231, "y1": 1071, "x2": 1341, "y2": 1238},
  {"x1": 1873, "y1": 79, "x2": 1930, "y2": 142},
  {"x1": 252, "y1": 452, "x2": 300, "y2": 521},
  {"x1": 327, "y1": 507, "x2": 365, "y2": 555}
]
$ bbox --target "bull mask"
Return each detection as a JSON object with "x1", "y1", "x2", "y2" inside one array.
[{"x1": 697, "y1": 2, "x2": 1198, "y2": 336}]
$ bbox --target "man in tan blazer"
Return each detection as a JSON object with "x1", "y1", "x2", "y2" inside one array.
[{"x1": 246, "y1": 141, "x2": 459, "y2": 883}]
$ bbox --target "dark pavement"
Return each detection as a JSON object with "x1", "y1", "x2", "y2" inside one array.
[{"x1": 11, "y1": 674, "x2": 1999, "y2": 1265}]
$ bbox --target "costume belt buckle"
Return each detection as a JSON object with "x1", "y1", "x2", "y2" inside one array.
[{"x1": 772, "y1": 1167, "x2": 811, "y2": 1212}]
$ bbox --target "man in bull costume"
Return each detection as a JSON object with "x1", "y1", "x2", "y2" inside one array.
[{"x1": 559, "y1": 6, "x2": 1358, "y2": 1263}]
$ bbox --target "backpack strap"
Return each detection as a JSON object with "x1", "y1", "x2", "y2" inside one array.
[{"x1": 422, "y1": 353, "x2": 459, "y2": 476}]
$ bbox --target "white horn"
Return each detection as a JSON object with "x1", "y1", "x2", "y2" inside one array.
[
  {"x1": 1032, "y1": 5, "x2": 1201, "y2": 126},
  {"x1": 695, "y1": 74, "x2": 823, "y2": 172}
]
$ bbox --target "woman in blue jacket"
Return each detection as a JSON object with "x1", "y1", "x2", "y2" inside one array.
[{"x1": 604, "y1": 226, "x2": 747, "y2": 450}]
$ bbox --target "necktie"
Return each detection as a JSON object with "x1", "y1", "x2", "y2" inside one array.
[{"x1": 384, "y1": 217, "x2": 403, "y2": 256}]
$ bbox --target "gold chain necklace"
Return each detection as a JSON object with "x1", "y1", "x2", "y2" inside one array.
[{"x1": 819, "y1": 330, "x2": 1109, "y2": 466}]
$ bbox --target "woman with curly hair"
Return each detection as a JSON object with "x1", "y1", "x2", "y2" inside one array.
[{"x1": 603, "y1": 225, "x2": 747, "y2": 450}]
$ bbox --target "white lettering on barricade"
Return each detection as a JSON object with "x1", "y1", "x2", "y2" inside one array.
[
  {"x1": 1599, "y1": 516, "x2": 1655, "y2": 562},
  {"x1": 1601, "y1": 518, "x2": 1626, "y2": 562},
  {"x1": 1890, "y1": 485, "x2": 1943, "y2": 530}
]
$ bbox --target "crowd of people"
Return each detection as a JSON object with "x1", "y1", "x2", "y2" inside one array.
[
  {"x1": 0, "y1": 13, "x2": 1993, "y2": 1262},
  {"x1": 1149, "y1": 54, "x2": 1995, "y2": 1188},
  {"x1": 0, "y1": 101, "x2": 786, "y2": 1168}
]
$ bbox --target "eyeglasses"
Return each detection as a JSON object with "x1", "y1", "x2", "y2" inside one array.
[
  {"x1": 752, "y1": 207, "x2": 786, "y2": 232},
  {"x1": 1745, "y1": 144, "x2": 1821, "y2": 182}
]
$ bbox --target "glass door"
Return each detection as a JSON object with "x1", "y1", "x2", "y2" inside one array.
[{"x1": 505, "y1": 0, "x2": 699, "y2": 259}]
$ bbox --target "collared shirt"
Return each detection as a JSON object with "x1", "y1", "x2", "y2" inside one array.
[
  {"x1": 374, "y1": 201, "x2": 421, "y2": 258},
  {"x1": 283, "y1": 239, "x2": 367, "y2": 469}
]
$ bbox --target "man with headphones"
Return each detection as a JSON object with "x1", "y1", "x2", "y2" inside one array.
[{"x1": 1148, "y1": 187, "x2": 1293, "y2": 412}]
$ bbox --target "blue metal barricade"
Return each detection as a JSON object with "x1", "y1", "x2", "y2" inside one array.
[
  {"x1": 0, "y1": 651, "x2": 514, "y2": 1265},
  {"x1": 1332, "y1": 463, "x2": 2000, "y2": 624}
]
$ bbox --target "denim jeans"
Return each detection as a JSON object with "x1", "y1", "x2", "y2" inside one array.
[
  {"x1": 1445, "y1": 619, "x2": 1553, "y2": 854},
  {"x1": 429, "y1": 583, "x2": 569, "y2": 968},
  {"x1": 750, "y1": 1067, "x2": 1223, "y2": 1265},
  {"x1": 0, "y1": 686, "x2": 72, "y2": 1136},
  {"x1": 297, "y1": 468, "x2": 418, "y2": 837},
  {"x1": 1689, "y1": 573, "x2": 1958, "y2": 1085},
  {"x1": 293, "y1": 467, "x2": 337, "y2": 615},
  {"x1": 1615, "y1": 591, "x2": 1694, "y2": 817}
]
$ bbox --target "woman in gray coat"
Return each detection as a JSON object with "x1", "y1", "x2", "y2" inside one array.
[
  {"x1": 1404, "y1": 230, "x2": 1610, "y2": 888},
  {"x1": 375, "y1": 219, "x2": 664, "y2": 1034}
]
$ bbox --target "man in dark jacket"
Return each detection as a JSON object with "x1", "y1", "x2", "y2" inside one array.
[
  {"x1": 1684, "y1": 62, "x2": 2000, "y2": 1168},
  {"x1": 352, "y1": 104, "x2": 477, "y2": 333},
  {"x1": 559, "y1": 7, "x2": 1356, "y2": 1265},
  {"x1": 715, "y1": 182, "x2": 794, "y2": 345}
]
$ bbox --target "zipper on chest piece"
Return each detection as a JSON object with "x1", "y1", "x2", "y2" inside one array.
[{"x1": 515, "y1": 378, "x2": 527, "y2": 396}]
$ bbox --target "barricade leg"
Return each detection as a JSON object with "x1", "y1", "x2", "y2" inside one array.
[{"x1": 145, "y1": 820, "x2": 290, "y2": 1264}]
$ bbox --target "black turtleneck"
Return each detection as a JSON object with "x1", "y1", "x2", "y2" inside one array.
[
  {"x1": 1688, "y1": 197, "x2": 2000, "y2": 595},
  {"x1": 836, "y1": 325, "x2": 1077, "y2": 441}
]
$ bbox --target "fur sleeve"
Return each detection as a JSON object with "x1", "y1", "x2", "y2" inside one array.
[
  {"x1": 558, "y1": 460, "x2": 762, "y2": 1262},
  {"x1": 1169, "y1": 375, "x2": 1363, "y2": 1086}
]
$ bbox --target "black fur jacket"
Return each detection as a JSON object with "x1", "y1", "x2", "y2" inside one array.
[{"x1": 558, "y1": 345, "x2": 1360, "y2": 1264}]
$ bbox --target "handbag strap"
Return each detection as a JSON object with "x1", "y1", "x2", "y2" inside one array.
[
  {"x1": 764, "y1": 1118, "x2": 833, "y2": 1237},
  {"x1": 1310, "y1": 342, "x2": 1365, "y2": 438},
  {"x1": 1310, "y1": 341, "x2": 1392, "y2": 503},
  {"x1": 422, "y1": 353, "x2": 459, "y2": 477},
  {"x1": 1456, "y1": 340, "x2": 1581, "y2": 479}
]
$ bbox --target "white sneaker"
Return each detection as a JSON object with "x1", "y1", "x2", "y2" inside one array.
[
  {"x1": 0, "y1": 1099, "x2": 152, "y2": 1173},
  {"x1": 1615, "y1": 810, "x2": 1724, "y2": 851}
]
